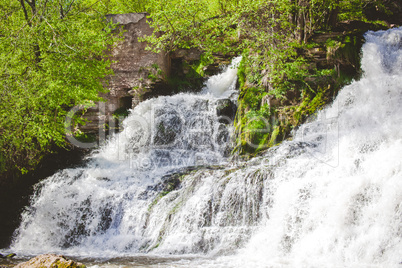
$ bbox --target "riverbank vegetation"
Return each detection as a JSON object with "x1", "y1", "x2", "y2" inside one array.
[
  {"x1": 141, "y1": 0, "x2": 396, "y2": 155},
  {"x1": 0, "y1": 1, "x2": 118, "y2": 178},
  {"x1": 1, "y1": 0, "x2": 400, "y2": 179}
]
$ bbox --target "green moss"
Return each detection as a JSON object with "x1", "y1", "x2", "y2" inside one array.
[
  {"x1": 147, "y1": 189, "x2": 173, "y2": 212},
  {"x1": 268, "y1": 126, "x2": 281, "y2": 147},
  {"x1": 233, "y1": 27, "x2": 371, "y2": 157},
  {"x1": 237, "y1": 56, "x2": 246, "y2": 88},
  {"x1": 148, "y1": 174, "x2": 185, "y2": 212},
  {"x1": 148, "y1": 195, "x2": 162, "y2": 212},
  {"x1": 234, "y1": 61, "x2": 341, "y2": 156},
  {"x1": 145, "y1": 63, "x2": 164, "y2": 82},
  {"x1": 224, "y1": 168, "x2": 238, "y2": 177},
  {"x1": 294, "y1": 88, "x2": 327, "y2": 125},
  {"x1": 169, "y1": 201, "x2": 183, "y2": 215},
  {"x1": 234, "y1": 104, "x2": 277, "y2": 155},
  {"x1": 53, "y1": 260, "x2": 86, "y2": 268},
  {"x1": 112, "y1": 107, "x2": 129, "y2": 119},
  {"x1": 239, "y1": 86, "x2": 264, "y2": 111},
  {"x1": 148, "y1": 72, "x2": 158, "y2": 82},
  {"x1": 73, "y1": 132, "x2": 97, "y2": 143}
]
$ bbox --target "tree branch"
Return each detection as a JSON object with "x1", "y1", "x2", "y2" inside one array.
[
  {"x1": 64, "y1": 0, "x2": 76, "y2": 18},
  {"x1": 163, "y1": 13, "x2": 176, "y2": 33},
  {"x1": 25, "y1": 0, "x2": 36, "y2": 16},
  {"x1": 59, "y1": 3, "x2": 64, "y2": 18},
  {"x1": 19, "y1": 0, "x2": 41, "y2": 65},
  {"x1": 59, "y1": 0, "x2": 77, "y2": 19},
  {"x1": 19, "y1": 0, "x2": 31, "y2": 26}
]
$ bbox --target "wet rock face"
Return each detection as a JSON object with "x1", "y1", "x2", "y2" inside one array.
[
  {"x1": 153, "y1": 106, "x2": 184, "y2": 146},
  {"x1": 79, "y1": 13, "x2": 208, "y2": 137},
  {"x1": 215, "y1": 99, "x2": 237, "y2": 123},
  {"x1": 14, "y1": 254, "x2": 85, "y2": 268},
  {"x1": 80, "y1": 13, "x2": 170, "y2": 135},
  {"x1": 105, "y1": 13, "x2": 170, "y2": 106}
]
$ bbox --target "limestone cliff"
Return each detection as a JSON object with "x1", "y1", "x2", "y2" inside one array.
[
  {"x1": 79, "y1": 13, "x2": 170, "y2": 135},
  {"x1": 79, "y1": 13, "x2": 208, "y2": 137}
]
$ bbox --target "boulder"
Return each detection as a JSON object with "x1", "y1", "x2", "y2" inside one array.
[
  {"x1": 14, "y1": 254, "x2": 85, "y2": 268},
  {"x1": 215, "y1": 99, "x2": 237, "y2": 123}
]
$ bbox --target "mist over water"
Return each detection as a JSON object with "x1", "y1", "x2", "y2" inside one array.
[{"x1": 10, "y1": 27, "x2": 402, "y2": 268}]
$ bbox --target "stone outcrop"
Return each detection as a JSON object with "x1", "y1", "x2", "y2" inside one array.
[
  {"x1": 105, "y1": 13, "x2": 170, "y2": 107},
  {"x1": 78, "y1": 13, "x2": 212, "y2": 137},
  {"x1": 215, "y1": 99, "x2": 237, "y2": 122},
  {"x1": 14, "y1": 254, "x2": 85, "y2": 268},
  {"x1": 79, "y1": 13, "x2": 171, "y2": 135},
  {"x1": 304, "y1": 20, "x2": 386, "y2": 78}
]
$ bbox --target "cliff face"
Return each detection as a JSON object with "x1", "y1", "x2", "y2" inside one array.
[
  {"x1": 106, "y1": 13, "x2": 170, "y2": 107},
  {"x1": 78, "y1": 13, "x2": 210, "y2": 137},
  {"x1": 79, "y1": 13, "x2": 170, "y2": 135},
  {"x1": 78, "y1": 11, "x2": 401, "y2": 152}
]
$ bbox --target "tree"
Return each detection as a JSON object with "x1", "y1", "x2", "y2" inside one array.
[
  {"x1": 0, "y1": 0, "x2": 117, "y2": 176},
  {"x1": 140, "y1": 0, "x2": 387, "y2": 155},
  {"x1": 88, "y1": 0, "x2": 149, "y2": 14},
  {"x1": 144, "y1": 0, "x2": 244, "y2": 54}
]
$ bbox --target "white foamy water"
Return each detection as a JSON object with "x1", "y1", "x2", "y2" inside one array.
[
  {"x1": 194, "y1": 27, "x2": 402, "y2": 268},
  {"x1": 9, "y1": 27, "x2": 402, "y2": 268},
  {"x1": 10, "y1": 57, "x2": 241, "y2": 257},
  {"x1": 203, "y1": 56, "x2": 241, "y2": 98}
]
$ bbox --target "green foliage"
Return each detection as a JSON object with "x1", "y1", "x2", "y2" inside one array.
[
  {"x1": 143, "y1": 63, "x2": 163, "y2": 82},
  {"x1": 88, "y1": 0, "x2": 149, "y2": 14},
  {"x1": 0, "y1": 0, "x2": 118, "y2": 175},
  {"x1": 337, "y1": 0, "x2": 385, "y2": 21},
  {"x1": 74, "y1": 132, "x2": 97, "y2": 144},
  {"x1": 0, "y1": 0, "x2": 390, "y2": 175},
  {"x1": 112, "y1": 107, "x2": 130, "y2": 119},
  {"x1": 241, "y1": 87, "x2": 264, "y2": 111},
  {"x1": 148, "y1": 73, "x2": 158, "y2": 82},
  {"x1": 191, "y1": 53, "x2": 215, "y2": 77},
  {"x1": 142, "y1": 0, "x2": 253, "y2": 53}
]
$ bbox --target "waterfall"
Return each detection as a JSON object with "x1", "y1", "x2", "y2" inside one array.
[
  {"x1": 10, "y1": 27, "x2": 402, "y2": 268},
  {"x1": 208, "y1": 27, "x2": 402, "y2": 267},
  {"x1": 10, "y1": 56, "x2": 242, "y2": 256}
]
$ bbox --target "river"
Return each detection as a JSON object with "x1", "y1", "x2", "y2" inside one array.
[{"x1": 2, "y1": 27, "x2": 402, "y2": 267}]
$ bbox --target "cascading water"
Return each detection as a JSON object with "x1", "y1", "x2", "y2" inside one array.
[
  {"x1": 10, "y1": 56, "x2": 242, "y2": 257},
  {"x1": 9, "y1": 27, "x2": 402, "y2": 267}
]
